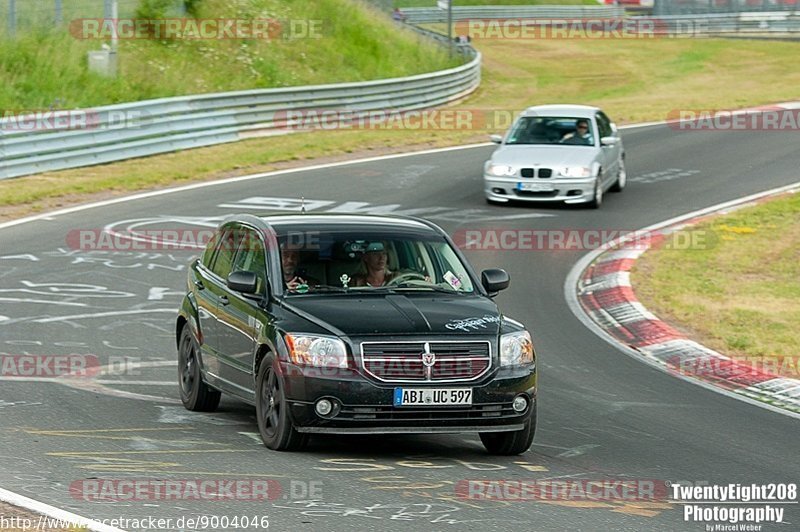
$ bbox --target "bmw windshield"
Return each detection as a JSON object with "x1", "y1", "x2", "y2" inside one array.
[{"x1": 505, "y1": 116, "x2": 595, "y2": 146}]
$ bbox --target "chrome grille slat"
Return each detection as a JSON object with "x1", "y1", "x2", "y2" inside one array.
[{"x1": 360, "y1": 340, "x2": 492, "y2": 383}]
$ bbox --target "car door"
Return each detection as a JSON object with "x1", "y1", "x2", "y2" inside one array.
[
  {"x1": 216, "y1": 226, "x2": 266, "y2": 397},
  {"x1": 194, "y1": 226, "x2": 237, "y2": 382},
  {"x1": 596, "y1": 111, "x2": 619, "y2": 187}
]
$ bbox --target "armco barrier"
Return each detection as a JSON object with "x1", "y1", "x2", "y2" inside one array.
[
  {"x1": 400, "y1": 5, "x2": 625, "y2": 24},
  {"x1": 401, "y1": 4, "x2": 800, "y2": 35},
  {"x1": 630, "y1": 11, "x2": 800, "y2": 34},
  {"x1": 0, "y1": 30, "x2": 479, "y2": 180}
]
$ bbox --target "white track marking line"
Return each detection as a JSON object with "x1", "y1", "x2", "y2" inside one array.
[
  {"x1": 564, "y1": 180, "x2": 800, "y2": 420},
  {"x1": 0, "y1": 487, "x2": 125, "y2": 532}
]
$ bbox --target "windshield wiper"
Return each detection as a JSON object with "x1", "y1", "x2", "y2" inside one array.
[{"x1": 375, "y1": 283, "x2": 463, "y2": 294}]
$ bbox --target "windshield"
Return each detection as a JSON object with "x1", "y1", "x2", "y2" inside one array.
[
  {"x1": 505, "y1": 116, "x2": 595, "y2": 146},
  {"x1": 276, "y1": 231, "x2": 475, "y2": 294}
]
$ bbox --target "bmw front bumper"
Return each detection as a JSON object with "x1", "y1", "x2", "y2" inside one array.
[{"x1": 484, "y1": 175, "x2": 597, "y2": 204}]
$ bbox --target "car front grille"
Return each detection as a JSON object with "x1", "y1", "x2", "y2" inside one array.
[
  {"x1": 360, "y1": 341, "x2": 491, "y2": 383},
  {"x1": 519, "y1": 168, "x2": 552, "y2": 178}
]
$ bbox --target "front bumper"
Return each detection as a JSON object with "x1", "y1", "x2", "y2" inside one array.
[
  {"x1": 484, "y1": 175, "x2": 596, "y2": 204},
  {"x1": 281, "y1": 362, "x2": 536, "y2": 434}
]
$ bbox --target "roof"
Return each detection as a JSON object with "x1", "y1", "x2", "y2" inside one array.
[
  {"x1": 520, "y1": 104, "x2": 600, "y2": 119},
  {"x1": 216, "y1": 213, "x2": 442, "y2": 237},
  {"x1": 263, "y1": 214, "x2": 434, "y2": 229}
]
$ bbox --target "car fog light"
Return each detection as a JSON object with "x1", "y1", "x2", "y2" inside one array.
[
  {"x1": 315, "y1": 399, "x2": 333, "y2": 416},
  {"x1": 512, "y1": 395, "x2": 528, "y2": 413}
]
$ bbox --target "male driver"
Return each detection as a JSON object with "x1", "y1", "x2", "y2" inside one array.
[
  {"x1": 281, "y1": 245, "x2": 314, "y2": 291},
  {"x1": 561, "y1": 119, "x2": 592, "y2": 145}
]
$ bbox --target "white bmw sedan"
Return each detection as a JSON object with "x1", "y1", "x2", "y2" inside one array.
[{"x1": 484, "y1": 105, "x2": 625, "y2": 208}]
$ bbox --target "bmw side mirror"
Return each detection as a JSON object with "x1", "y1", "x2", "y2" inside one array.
[
  {"x1": 227, "y1": 270, "x2": 259, "y2": 294},
  {"x1": 489, "y1": 134, "x2": 503, "y2": 144},
  {"x1": 481, "y1": 268, "x2": 510, "y2": 295},
  {"x1": 600, "y1": 136, "x2": 619, "y2": 146},
  {"x1": 610, "y1": 122, "x2": 618, "y2": 133}
]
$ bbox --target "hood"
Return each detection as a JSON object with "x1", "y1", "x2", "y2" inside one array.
[
  {"x1": 491, "y1": 144, "x2": 598, "y2": 169},
  {"x1": 283, "y1": 294, "x2": 501, "y2": 336}
]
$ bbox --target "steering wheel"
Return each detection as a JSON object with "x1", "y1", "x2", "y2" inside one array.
[{"x1": 385, "y1": 271, "x2": 427, "y2": 286}]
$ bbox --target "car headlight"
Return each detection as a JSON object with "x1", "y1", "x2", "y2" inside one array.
[
  {"x1": 500, "y1": 331, "x2": 534, "y2": 367},
  {"x1": 558, "y1": 166, "x2": 591, "y2": 178},
  {"x1": 487, "y1": 163, "x2": 515, "y2": 177},
  {"x1": 285, "y1": 334, "x2": 348, "y2": 368}
]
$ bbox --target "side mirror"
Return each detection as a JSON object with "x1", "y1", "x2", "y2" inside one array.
[
  {"x1": 600, "y1": 136, "x2": 619, "y2": 146},
  {"x1": 489, "y1": 134, "x2": 503, "y2": 144},
  {"x1": 227, "y1": 270, "x2": 259, "y2": 294},
  {"x1": 481, "y1": 268, "x2": 510, "y2": 294},
  {"x1": 610, "y1": 122, "x2": 618, "y2": 133}
]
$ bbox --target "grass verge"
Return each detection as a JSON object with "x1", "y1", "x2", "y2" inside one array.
[
  {"x1": 2, "y1": 34, "x2": 800, "y2": 219},
  {"x1": 631, "y1": 192, "x2": 800, "y2": 378},
  {"x1": 0, "y1": 0, "x2": 457, "y2": 110}
]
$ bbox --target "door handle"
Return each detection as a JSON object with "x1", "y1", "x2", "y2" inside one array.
[
  {"x1": 193, "y1": 279, "x2": 204, "y2": 290},
  {"x1": 220, "y1": 296, "x2": 230, "y2": 306}
]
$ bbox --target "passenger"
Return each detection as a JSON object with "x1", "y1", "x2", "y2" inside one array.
[{"x1": 352, "y1": 242, "x2": 396, "y2": 287}]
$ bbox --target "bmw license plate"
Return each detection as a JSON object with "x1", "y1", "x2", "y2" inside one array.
[
  {"x1": 517, "y1": 182, "x2": 554, "y2": 192},
  {"x1": 394, "y1": 388, "x2": 473, "y2": 406}
]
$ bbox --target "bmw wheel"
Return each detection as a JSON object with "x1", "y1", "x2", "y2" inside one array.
[
  {"x1": 610, "y1": 156, "x2": 626, "y2": 192},
  {"x1": 586, "y1": 178, "x2": 603, "y2": 209}
]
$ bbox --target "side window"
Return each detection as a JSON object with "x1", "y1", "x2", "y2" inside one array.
[
  {"x1": 596, "y1": 113, "x2": 612, "y2": 139},
  {"x1": 232, "y1": 229, "x2": 267, "y2": 296},
  {"x1": 210, "y1": 228, "x2": 238, "y2": 280},
  {"x1": 201, "y1": 230, "x2": 220, "y2": 267}
]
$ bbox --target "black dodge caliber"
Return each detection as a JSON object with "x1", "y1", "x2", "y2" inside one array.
[{"x1": 176, "y1": 214, "x2": 537, "y2": 454}]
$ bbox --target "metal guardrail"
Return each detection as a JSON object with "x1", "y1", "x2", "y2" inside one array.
[
  {"x1": 631, "y1": 11, "x2": 800, "y2": 33},
  {"x1": 0, "y1": 31, "x2": 479, "y2": 180},
  {"x1": 401, "y1": 4, "x2": 800, "y2": 36},
  {"x1": 400, "y1": 5, "x2": 625, "y2": 24},
  {"x1": 654, "y1": 0, "x2": 799, "y2": 17}
]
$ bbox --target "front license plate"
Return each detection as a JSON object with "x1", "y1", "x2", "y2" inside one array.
[
  {"x1": 517, "y1": 182, "x2": 554, "y2": 192},
  {"x1": 393, "y1": 388, "x2": 473, "y2": 406}
]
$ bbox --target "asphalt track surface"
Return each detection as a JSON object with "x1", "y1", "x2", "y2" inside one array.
[{"x1": 0, "y1": 123, "x2": 798, "y2": 531}]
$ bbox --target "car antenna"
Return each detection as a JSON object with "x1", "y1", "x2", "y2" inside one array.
[{"x1": 300, "y1": 197, "x2": 306, "y2": 214}]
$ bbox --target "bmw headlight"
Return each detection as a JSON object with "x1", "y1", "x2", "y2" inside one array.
[
  {"x1": 500, "y1": 331, "x2": 534, "y2": 367},
  {"x1": 558, "y1": 166, "x2": 591, "y2": 178},
  {"x1": 285, "y1": 334, "x2": 348, "y2": 368},
  {"x1": 487, "y1": 163, "x2": 515, "y2": 177}
]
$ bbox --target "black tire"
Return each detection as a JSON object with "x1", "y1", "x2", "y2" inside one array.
[
  {"x1": 178, "y1": 325, "x2": 221, "y2": 412},
  {"x1": 255, "y1": 358, "x2": 308, "y2": 451},
  {"x1": 480, "y1": 402, "x2": 536, "y2": 455},
  {"x1": 610, "y1": 156, "x2": 626, "y2": 193},
  {"x1": 586, "y1": 177, "x2": 603, "y2": 209}
]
